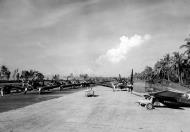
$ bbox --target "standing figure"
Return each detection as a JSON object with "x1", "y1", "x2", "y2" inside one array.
[
  {"x1": 1, "y1": 87, "x2": 4, "y2": 96},
  {"x1": 111, "y1": 82, "x2": 116, "y2": 92},
  {"x1": 129, "y1": 83, "x2": 133, "y2": 93},
  {"x1": 24, "y1": 80, "x2": 29, "y2": 94}
]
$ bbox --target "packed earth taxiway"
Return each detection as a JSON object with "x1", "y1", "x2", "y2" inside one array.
[{"x1": 0, "y1": 85, "x2": 190, "y2": 132}]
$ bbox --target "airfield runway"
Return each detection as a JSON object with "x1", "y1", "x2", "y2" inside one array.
[{"x1": 0, "y1": 85, "x2": 190, "y2": 132}]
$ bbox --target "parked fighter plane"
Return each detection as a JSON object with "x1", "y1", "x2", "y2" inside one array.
[
  {"x1": 0, "y1": 85, "x2": 24, "y2": 96},
  {"x1": 116, "y1": 69, "x2": 134, "y2": 91},
  {"x1": 38, "y1": 80, "x2": 92, "y2": 94},
  {"x1": 137, "y1": 89, "x2": 190, "y2": 110},
  {"x1": 0, "y1": 81, "x2": 25, "y2": 96}
]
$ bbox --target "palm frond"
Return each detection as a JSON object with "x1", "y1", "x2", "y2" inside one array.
[{"x1": 180, "y1": 44, "x2": 190, "y2": 49}]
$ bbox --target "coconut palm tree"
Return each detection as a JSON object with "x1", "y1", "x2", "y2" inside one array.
[
  {"x1": 180, "y1": 35, "x2": 190, "y2": 58},
  {"x1": 0, "y1": 65, "x2": 11, "y2": 80},
  {"x1": 142, "y1": 66, "x2": 153, "y2": 80},
  {"x1": 33, "y1": 71, "x2": 44, "y2": 81},
  {"x1": 163, "y1": 54, "x2": 172, "y2": 81},
  {"x1": 155, "y1": 59, "x2": 166, "y2": 79},
  {"x1": 12, "y1": 69, "x2": 19, "y2": 80},
  {"x1": 20, "y1": 70, "x2": 30, "y2": 80},
  {"x1": 153, "y1": 54, "x2": 171, "y2": 82},
  {"x1": 154, "y1": 61, "x2": 162, "y2": 79},
  {"x1": 171, "y1": 52, "x2": 184, "y2": 84}
]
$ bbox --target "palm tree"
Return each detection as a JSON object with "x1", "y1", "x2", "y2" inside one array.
[
  {"x1": 34, "y1": 72, "x2": 44, "y2": 81},
  {"x1": 12, "y1": 69, "x2": 19, "y2": 80},
  {"x1": 142, "y1": 66, "x2": 153, "y2": 80},
  {"x1": 171, "y1": 52, "x2": 183, "y2": 84},
  {"x1": 20, "y1": 70, "x2": 30, "y2": 80},
  {"x1": 155, "y1": 59, "x2": 166, "y2": 80},
  {"x1": 0, "y1": 65, "x2": 11, "y2": 80},
  {"x1": 163, "y1": 54, "x2": 172, "y2": 81},
  {"x1": 153, "y1": 54, "x2": 171, "y2": 82},
  {"x1": 16, "y1": 72, "x2": 20, "y2": 81},
  {"x1": 180, "y1": 35, "x2": 190, "y2": 58},
  {"x1": 154, "y1": 61, "x2": 162, "y2": 79},
  {"x1": 179, "y1": 35, "x2": 190, "y2": 84}
]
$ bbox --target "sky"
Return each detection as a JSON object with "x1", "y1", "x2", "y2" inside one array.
[{"x1": 0, "y1": 0, "x2": 190, "y2": 77}]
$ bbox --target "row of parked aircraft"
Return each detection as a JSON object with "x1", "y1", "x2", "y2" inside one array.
[{"x1": 0, "y1": 79, "x2": 93, "y2": 96}]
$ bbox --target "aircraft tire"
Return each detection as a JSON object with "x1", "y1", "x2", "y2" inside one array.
[{"x1": 146, "y1": 103, "x2": 154, "y2": 110}]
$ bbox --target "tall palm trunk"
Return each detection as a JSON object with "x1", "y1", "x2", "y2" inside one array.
[
  {"x1": 178, "y1": 69, "x2": 181, "y2": 84},
  {"x1": 167, "y1": 72, "x2": 170, "y2": 82},
  {"x1": 180, "y1": 72, "x2": 183, "y2": 84}
]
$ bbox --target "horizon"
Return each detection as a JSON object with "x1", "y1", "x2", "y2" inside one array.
[{"x1": 0, "y1": 0, "x2": 190, "y2": 77}]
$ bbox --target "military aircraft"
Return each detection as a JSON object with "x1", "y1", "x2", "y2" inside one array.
[
  {"x1": 0, "y1": 81, "x2": 25, "y2": 96},
  {"x1": 137, "y1": 89, "x2": 190, "y2": 110},
  {"x1": 0, "y1": 85, "x2": 24, "y2": 96},
  {"x1": 0, "y1": 79, "x2": 94, "y2": 95},
  {"x1": 38, "y1": 80, "x2": 93, "y2": 94},
  {"x1": 112, "y1": 70, "x2": 134, "y2": 92},
  {"x1": 38, "y1": 84, "x2": 61, "y2": 94}
]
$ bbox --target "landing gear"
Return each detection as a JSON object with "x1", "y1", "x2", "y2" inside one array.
[
  {"x1": 60, "y1": 86, "x2": 63, "y2": 91},
  {"x1": 38, "y1": 87, "x2": 42, "y2": 94},
  {"x1": 146, "y1": 103, "x2": 154, "y2": 110}
]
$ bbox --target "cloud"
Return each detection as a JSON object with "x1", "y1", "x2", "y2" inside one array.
[{"x1": 96, "y1": 34, "x2": 151, "y2": 64}]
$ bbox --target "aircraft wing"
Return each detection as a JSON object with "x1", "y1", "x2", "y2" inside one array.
[
  {"x1": 41, "y1": 83, "x2": 82, "y2": 91},
  {"x1": 41, "y1": 85, "x2": 60, "y2": 91},
  {"x1": 149, "y1": 90, "x2": 184, "y2": 98},
  {"x1": 4, "y1": 85, "x2": 24, "y2": 91}
]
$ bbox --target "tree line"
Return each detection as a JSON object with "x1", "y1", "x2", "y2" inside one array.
[
  {"x1": 134, "y1": 35, "x2": 190, "y2": 85},
  {"x1": 0, "y1": 66, "x2": 44, "y2": 81},
  {"x1": 0, "y1": 66, "x2": 91, "y2": 82}
]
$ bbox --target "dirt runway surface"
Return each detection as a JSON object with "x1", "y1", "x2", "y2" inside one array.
[{"x1": 0, "y1": 86, "x2": 190, "y2": 132}]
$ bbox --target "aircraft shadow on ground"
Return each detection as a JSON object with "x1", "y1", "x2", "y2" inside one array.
[
  {"x1": 87, "y1": 95, "x2": 99, "y2": 97},
  {"x1": 38, "y1": 91, "x2": 53, "y2": 94},
  {"x1": 155, "y1": 105, "x2": 185, "y2": 110},
  {"x1": 155, "y1": 104, "x2": 190, "y2": 110}
]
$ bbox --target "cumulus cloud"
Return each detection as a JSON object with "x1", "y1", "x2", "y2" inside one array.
[{"x1": 97, "y1": 34, "x2": 151, "y2": 64}]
